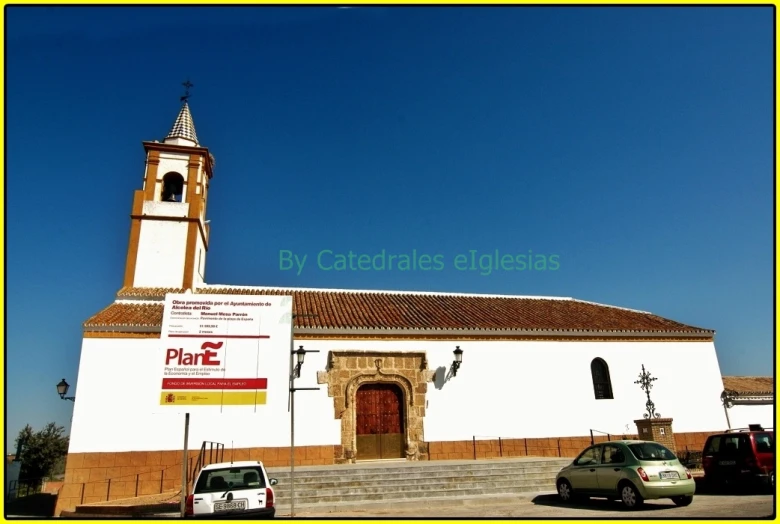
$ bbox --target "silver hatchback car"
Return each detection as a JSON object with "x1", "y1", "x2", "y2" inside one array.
[{"x1": 556, "y1": 440, "x2": 696, "y2": 509}]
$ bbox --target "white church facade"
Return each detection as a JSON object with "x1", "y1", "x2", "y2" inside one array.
[{"x1": 57, "y1": 98, "x2": 743, "y2": 512}]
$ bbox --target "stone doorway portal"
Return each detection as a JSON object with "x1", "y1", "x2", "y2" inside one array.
[
  {"x1": 316, "y1": 350, "x2": 435, "y2": 463},
  {"x1": 355, "y1": 383, "x2": 405, "y2": 460}
]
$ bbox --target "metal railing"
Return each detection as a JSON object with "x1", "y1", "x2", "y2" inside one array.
[
  {"x1": 589, "y1": 429, "x2": 637, "y2": 445},
  {"x1": 676, "y1": 448, "x2": 704, "y2": 469},
  {"x1": 470, "y1": 435, "x2": 558, "y2": 459},
  {"x1": 466, "y1": 430, "x2": 641, "y2": 460},
  {"x1": 6, "y1": 477, "x2": 47, "y2": 500},
  {"x1": 57, "y1": 440, "x2": 228, "y2": 507},
  {"x1": 188, "y1": 441, "x2": 225, "y2": 493},
  {"x1": 63, "y1": 462, "x2": 183, "y2": 506}
]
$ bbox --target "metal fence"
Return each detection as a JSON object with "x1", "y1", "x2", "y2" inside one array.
[
  {"x1": 6, "y1": 477, "x2": 46, "y2": 500},
  {"x1": 61, "y1": 441, "x2": 227, "y2": 505},
  {"x1": 676, "y1": 449, "x2": 704, "y2": 469},
  {"x1": 66, "y1": 463, "x2": 183, "y2": 505},
  {"x1": 470, "y1": 435, "x2": 568, "y2": 459}
]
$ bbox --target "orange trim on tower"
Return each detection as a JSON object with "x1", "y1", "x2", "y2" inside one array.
[
  {"x1": 181, "y1": 194, "x2": 202, "y2": 289},
  {"x1": 143, "y1": 151, "x2": 161, "y2": 201},
  {"x1": 186, "y1": 154, "x2": 200, "y2": 204},
  {"x1": 122, "y1": 191, "x2": 145, "y2": 287}
]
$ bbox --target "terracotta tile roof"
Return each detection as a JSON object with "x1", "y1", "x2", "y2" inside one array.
[
  {"x1": 116, "y1": 287, "x2": 184, "y2": 298},
  {"x1": 722, "y1": 376, "x2": 774, "y2": 396},
  {"x1": 83, "y1": 286, "x2": 714, "y2": 335},
  {"x1": 84, "y1": 302, "x2": 164, "y2": 328}
]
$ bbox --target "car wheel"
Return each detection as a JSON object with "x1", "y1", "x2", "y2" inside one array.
[
  {"x1": 557, "y1": 479, "x2": 574, "y2": 503},
  {"x1": 672, "y1": 495, "x2": 693, "y2": 507},
  {"x1": 619, "y1": 482, "x2": 644, "y2": 510}
]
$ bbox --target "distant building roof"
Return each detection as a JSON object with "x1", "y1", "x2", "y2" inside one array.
[{"x1": 722, "y1": 376, "x2": 774, "y2": 397}]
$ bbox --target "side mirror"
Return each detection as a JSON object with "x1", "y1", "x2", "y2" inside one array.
[{"x1": 269, "y1": 478, "x2": 278, "y2": 486}]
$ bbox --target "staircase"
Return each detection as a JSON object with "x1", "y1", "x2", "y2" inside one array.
[{"x1": 267, "y1": 456, "x2": 570, "y2": 515}]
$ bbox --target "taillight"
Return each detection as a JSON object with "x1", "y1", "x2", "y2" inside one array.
[
  {"x1": 185, "y1": 494, "x2": 194, "y2": 516},
  {"x1": 265, "y1": 488, "x2": 274, "y2": 508},
  {"x1": 685, "y1": 469, "x2": 692, "y2": 479},
  {"x1": 637, "y1": 467, "x2": 649, "y2": 482}
]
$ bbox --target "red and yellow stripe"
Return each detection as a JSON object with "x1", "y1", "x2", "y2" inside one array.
[{"x1": 159, "y1": 377, "x2": 268, "y2": 405}]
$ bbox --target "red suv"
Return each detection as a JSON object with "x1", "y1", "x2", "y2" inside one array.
[{"x1": 702, "y1": 425, "x2": 774, "y2": 492}]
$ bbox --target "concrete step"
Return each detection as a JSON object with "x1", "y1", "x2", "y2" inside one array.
[
  {"x1": 262, "y1": 458, "x2": 568, "y2": 507},
  {"x1": 275, "y1": 483, "x2": 557, "y2": 505},
  {"x1": 271, "y1": 465, "x2": 566, "y2": 485},
  {"x1": 273, "y1": 491, "x2": 557, "y2": 516},
  {"x1": 273, "y1": 470, "x2": 558, "y2": 491},
  {"x1": 268, "y1": 460, "x2": 570, "y2": 480},
  {"x1": 280, "y1": 477, "x2": 558, "y2": 499}
]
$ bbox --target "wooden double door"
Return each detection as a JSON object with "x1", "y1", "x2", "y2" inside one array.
[{"x1": 355, "y1": 383, "x2": 405, "y2": 460}]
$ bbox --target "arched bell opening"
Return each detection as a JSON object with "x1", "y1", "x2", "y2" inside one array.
[{"x1": 161, "y1": 172, "x2": 185, "y2": 202}]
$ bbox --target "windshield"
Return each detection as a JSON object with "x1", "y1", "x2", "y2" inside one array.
[
  {"x1": 627, "y1": 442, "x2": 677, "y2": 461},
  {"x1": 194, "y1": 466, "x2": 266, "y2": 494}
]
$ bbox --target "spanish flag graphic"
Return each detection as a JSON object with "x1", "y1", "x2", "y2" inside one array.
[{"x1": 159, "y1": 378, "x2": 268, "y2": 406}]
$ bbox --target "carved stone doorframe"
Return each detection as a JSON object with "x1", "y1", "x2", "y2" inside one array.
[{"x1": 317, "y1": 351, "x2": 435, "y2": 463}]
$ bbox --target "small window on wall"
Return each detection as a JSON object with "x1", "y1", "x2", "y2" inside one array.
[
  {"x1": 161, "y1": 172, "x2": 184, "y2": 202},
  {"x1": 591, "y1": 358, "x2": 614, "y2": 400}
]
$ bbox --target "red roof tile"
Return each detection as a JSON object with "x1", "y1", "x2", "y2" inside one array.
[
  {"x1": 722, "y1": 376, "x2": 774, "y2": 395},
  {"x1": 84, "y1": 302, "x2": 164, "y2": 328},
  {"x1": 84, "y1": 287, "x2": 713, "y2": 334},
  {"x1": 116, "y1": 287, "x2": 184, "y2": 298}
]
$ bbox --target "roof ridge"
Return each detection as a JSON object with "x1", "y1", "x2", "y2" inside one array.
[
  {"x1": 569, "y1": 298, "x2": 651, "y2": 314},
  {"x1": 199, "y1": 284, "x2": 573, "y2": 301}
]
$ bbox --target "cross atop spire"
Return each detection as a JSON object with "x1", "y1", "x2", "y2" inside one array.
[
  {"x1": 164, "y1": 80, "x2": 199, "y2": 146},
  {"x1": 181, "y1": 79, "x2": 194, "y2": 102}
]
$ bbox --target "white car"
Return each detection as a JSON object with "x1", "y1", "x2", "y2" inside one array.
[{"x1": 186, "y1": 461, "x2": 278, "y2": 518}]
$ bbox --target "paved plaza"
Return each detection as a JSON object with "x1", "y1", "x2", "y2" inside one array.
[{"x1": 290, "y1": 492, "x2": 775, "y2": 519}]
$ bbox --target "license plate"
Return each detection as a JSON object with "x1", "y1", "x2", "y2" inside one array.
[
  {"x1": 719, "y1": 460, "x2": 736, "y2": 466},
  {"x1": 660, "y1": 471, "x2": 680, "y2": 480},
  {"x1": 214, "y1": 500, "x2": 246, "y2": 511}
]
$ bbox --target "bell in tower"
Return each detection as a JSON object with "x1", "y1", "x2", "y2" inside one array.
[{"x1": 161, "y1": 172, "x2": 184, "y2": 202}]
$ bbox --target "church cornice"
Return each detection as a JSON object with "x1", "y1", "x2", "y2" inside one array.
[
  {"x1": 82, "y1": 301, "x2": 713, "y2": 342},
  {"x1": 142, "y1": 141, "x2": 214, "y2": 178}
]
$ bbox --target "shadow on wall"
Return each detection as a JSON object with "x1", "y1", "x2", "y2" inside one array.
[{"x1": 434, "y1": 366, "x2": 453, "y2": 390}]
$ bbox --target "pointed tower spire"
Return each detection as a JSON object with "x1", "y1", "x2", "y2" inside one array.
[{"x1": 164, "y1": 80, "x2": 200, "y2": 146}]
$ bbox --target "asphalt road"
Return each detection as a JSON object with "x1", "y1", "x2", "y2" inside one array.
[{"x1": 292, "y1": 492, "x2": 775, "y2": 518}]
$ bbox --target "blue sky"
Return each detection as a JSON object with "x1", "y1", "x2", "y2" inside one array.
[{"x1": 5, "y1": 6, "x2": 774, "y2": 445}]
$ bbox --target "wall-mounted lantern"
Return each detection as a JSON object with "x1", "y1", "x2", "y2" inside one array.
[
  {"x1": 293, "y1": 346, "x2": 306, "y2": 378},
  {"x1": 451, "y1": 346, "x2": 463, "y2": 377},
  {"x1": 56, "y1": 378, "x2": 75, "y2": 402}
]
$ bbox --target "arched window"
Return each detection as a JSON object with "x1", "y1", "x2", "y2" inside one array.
[
  {"x1": 161, "y1": 172, "x2": 184, "y2": 202},
  {"x1": 591, "y1": 358, "x2": 614, "y2": 400}
]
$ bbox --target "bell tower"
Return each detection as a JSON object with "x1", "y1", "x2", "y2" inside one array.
[{"x1": 122, "y1": 82, "x2": 215, "y2": 290}]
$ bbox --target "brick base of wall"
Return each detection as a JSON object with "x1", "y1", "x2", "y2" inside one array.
[
  {"x1": 427, "y1": 431, "x2": 719, "y2": 461},
  {"x1": 54, "y1": 431, "x2": 719, "y2": 515},
  {"x1": 54, "y1": 445, "x2": 337, "y2": 515}
]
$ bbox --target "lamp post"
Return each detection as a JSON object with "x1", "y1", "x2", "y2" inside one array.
[
  {"x1": 451, "y1": 346, "x2": 463, "y2": 377},
  {"x1": 720, "y1": 390, "x2": 736, "y2": 429},
  {"x1": 56, "y1": 379, "x2": 75, "y2": 401},
  {"x1": 287, "y1": 314, "x2": 319, "y2": 518}
]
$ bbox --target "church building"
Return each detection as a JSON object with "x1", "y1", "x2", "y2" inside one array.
[{"x1": 56, "y1": 97, "x2": 733, "y2": 512}]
